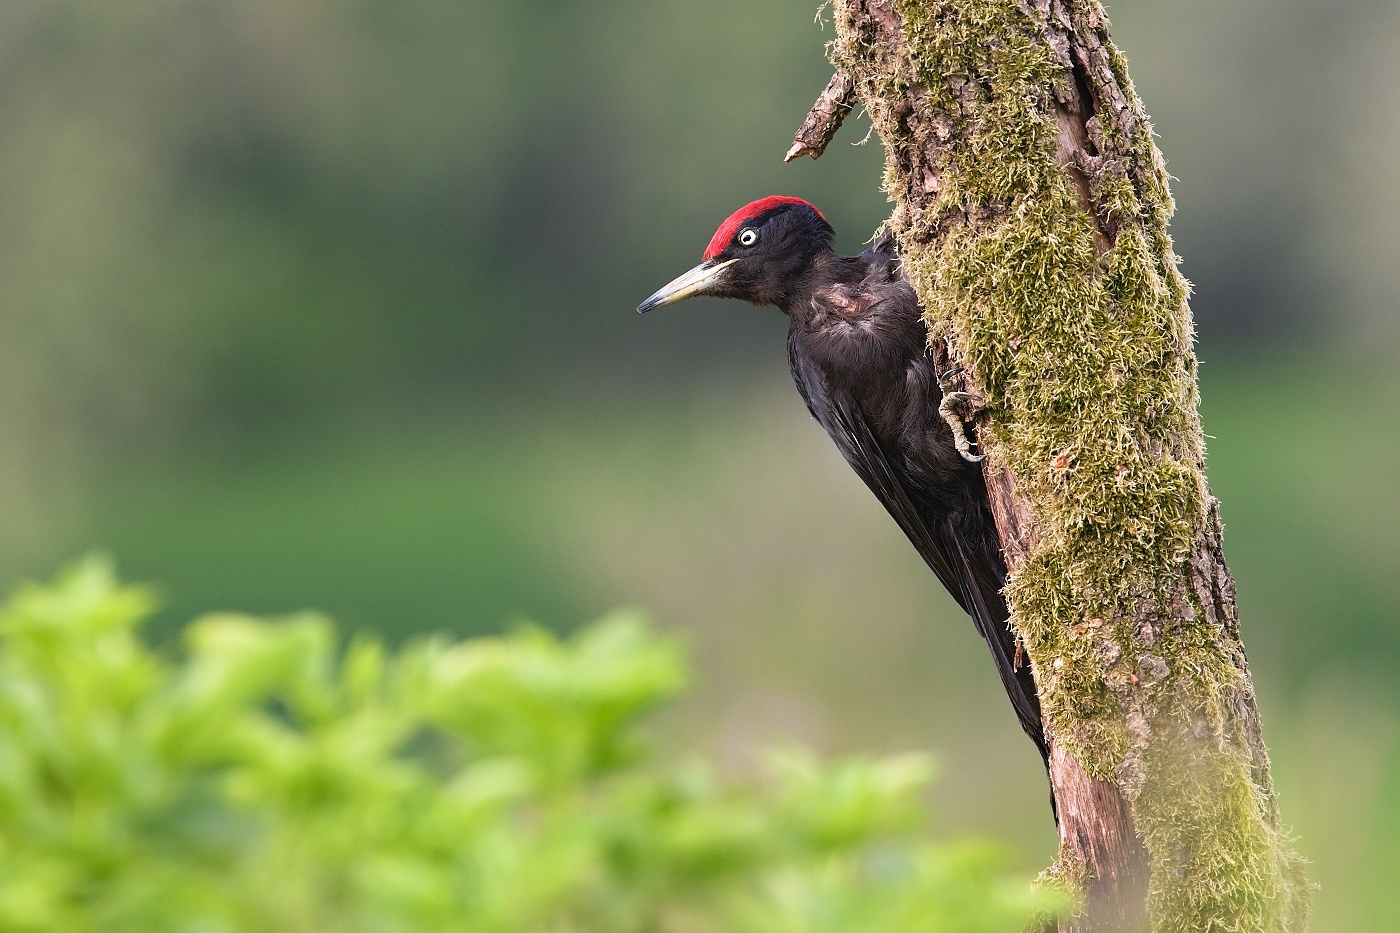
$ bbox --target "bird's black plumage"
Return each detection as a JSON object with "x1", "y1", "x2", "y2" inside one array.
[{"x1": 638, "y1": 198, "x2": 1047, "y2": 765}]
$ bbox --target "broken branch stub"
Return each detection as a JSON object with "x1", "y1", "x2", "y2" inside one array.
[{"x1": 786, "y1": 70, "x2": 857, "y2": 162}]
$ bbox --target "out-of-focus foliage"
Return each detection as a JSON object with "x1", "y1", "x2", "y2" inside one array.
[{"x1": 0, "y1": 558, "x2": 1058, "y2": 933}]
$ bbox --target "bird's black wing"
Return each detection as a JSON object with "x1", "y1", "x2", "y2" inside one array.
[
  {"x1": 789, "y1": 349, "x2": 967, "y2": 607},
  {"x1": 788, "y1": 343, "x2": 1047, "y2": 762}
]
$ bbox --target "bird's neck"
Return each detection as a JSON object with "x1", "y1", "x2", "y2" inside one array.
[{"x1": 778, "y1": 250, "x2": 859, "y2": 317}]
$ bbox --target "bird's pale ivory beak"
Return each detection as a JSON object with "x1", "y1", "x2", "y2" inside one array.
[{"x1": 636, "y1": 259, "x2": 736, "y2": 313}]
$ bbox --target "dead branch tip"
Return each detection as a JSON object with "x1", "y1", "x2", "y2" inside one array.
[{"x1": 785, "y1": 70, "x2": 856, "y2": 163}]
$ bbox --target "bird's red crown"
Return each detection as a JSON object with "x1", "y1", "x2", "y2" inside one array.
[{"x1": 703, "y1": 196, "x2": 824, "y2": 261}]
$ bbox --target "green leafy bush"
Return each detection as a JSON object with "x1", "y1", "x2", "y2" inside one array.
[{"x1": 0, "y1": 559, "x2": 1058, "y2": 932}]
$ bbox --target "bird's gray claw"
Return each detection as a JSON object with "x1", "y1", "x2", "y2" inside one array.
[
  {"x1": 938, "y1": 388, "x2": 987, "y2": 462},
  {"x1": 937, "y1": 368, "x2": 964, "y2": 390}
]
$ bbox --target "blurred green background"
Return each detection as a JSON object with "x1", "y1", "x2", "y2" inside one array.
[{"x1": 1, "y1": 1, "x2": 1396, "y2": 928}]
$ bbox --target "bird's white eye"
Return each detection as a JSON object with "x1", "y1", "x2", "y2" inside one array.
[{"x1": 738, "y1": 228, "x2": 759, "y2": 247}]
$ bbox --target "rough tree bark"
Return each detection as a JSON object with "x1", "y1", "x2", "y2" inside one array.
[{"x1": 788, "y1": 2, "x2": 1310, "y2": 931}]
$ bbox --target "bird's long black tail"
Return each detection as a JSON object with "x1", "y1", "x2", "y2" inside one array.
[{"x1": 952, "y1": 538, "x2": 1049, "y2": 768}]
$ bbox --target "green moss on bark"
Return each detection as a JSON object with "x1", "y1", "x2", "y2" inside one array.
[{"x1": 829, "y1": 1, "x2": 1309, "y2": 929}]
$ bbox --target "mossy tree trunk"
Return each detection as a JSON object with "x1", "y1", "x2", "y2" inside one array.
[{"x1": 788, "y1": 2, "x2": 1310, "y2": 930}]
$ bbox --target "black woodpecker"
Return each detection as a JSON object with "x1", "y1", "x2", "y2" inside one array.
[{"x1": 638, "y1": 196, "x2": 1047, "y2": 766}]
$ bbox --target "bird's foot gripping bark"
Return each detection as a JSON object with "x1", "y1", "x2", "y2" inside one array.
[{"x1": 938, "y1": 370, "x2": 987, "y2": 463}]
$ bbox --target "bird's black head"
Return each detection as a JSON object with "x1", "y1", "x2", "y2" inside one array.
[{"x1": 637, "y1": 196, "x2": 835, "y2": 313}]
